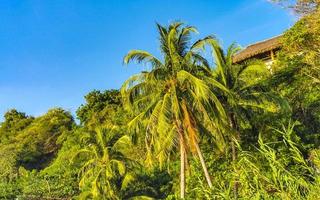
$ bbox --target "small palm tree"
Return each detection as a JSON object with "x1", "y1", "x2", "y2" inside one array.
[
  {"x1": 122, "y1": 22, "x2": 228, "y2": 198},
  {"x1": 201, "y1": 38, "x2": 289, "y2": 198},
  {"x1": 209, "y1": 39, "x2": 288, "y2": 144},
  {"x1": 73, "y1": 127, "x2": 135, "y2": 200}
]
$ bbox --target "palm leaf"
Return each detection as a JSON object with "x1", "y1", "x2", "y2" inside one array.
[{"x1": 124, "y1": 50, "x2": 163, "y2": 69}]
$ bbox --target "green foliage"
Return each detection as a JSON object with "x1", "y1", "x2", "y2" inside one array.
[
  {"x1": 189, "y1": 122, "x2": 320, "y2": 199},
  {"x1": 0, "y1": 108, "x2": 75, "y2": 199},
  {"x1": 73, "y1": 128, "x2": 133, "y2": 199},
  {"x1": 122, "y1": 22, "x2": 232, "y2": 198},
  {"x1": 16, "y1": 127, "x2": 84, "y2": 199},
  {"x1": 76, "y1": 90, "x2": 127, "y2": 129},
  {"x1": 270, "y1": 5, "x2": 320, "y2": 147},
  {"x1": 0, "y1": 6, "x2": 319, "y2": 199},
  {"x1": 0, "y1": 109, "x2": 34, "y2": 143},
  {"x1": 16, "y1": 108, "x2": 75, "y2": 170}
]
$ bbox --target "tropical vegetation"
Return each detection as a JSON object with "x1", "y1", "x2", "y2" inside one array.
[{"x1": 0, "y1": 1, "x2": 319, "y2": 199}]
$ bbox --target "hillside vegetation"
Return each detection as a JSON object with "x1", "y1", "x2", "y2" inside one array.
[{"x1": 0, "y1": 1, "x2": 319, "y2": 199}]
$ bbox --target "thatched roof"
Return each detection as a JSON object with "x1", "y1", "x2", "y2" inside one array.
[{"x1": 232, "y1": 35, "x2": 282, "y2": 63}]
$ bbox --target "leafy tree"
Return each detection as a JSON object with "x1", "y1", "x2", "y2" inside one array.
[
  {"x1": 0, "y1": 144, "x2": 21, "y2": 199},
  {"x1": 76, "y1": 90, "x2": 126, "y2": 130},
  {"x1": 0, "y1": 109, "x2": 34, "y2": 143},
  {"x1": 16, "y1": 127, "x2": 83, "y2": 199},
  {"x1": 14, "y1": 108, "x2": 75, "y2": 170},
  {"x1": 122, "y1": 22, "x2": 228, "y2": 198},
  {"x1": 0, "y1": 108, "x2": 75, "y2": 198},
  {"x1": 268, "y1": 2, "x2": 320, "y2": 146}
]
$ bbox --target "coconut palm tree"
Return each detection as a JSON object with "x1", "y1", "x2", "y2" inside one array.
[
  {"x1": 121, "y1": 22, "x2": 228, "y2": 198},
  {"x1": 200, "y1": 38, "x2": 289, "y2": 199},
  {"x1": 73, "y1": 127, "x2": 138, "y2": 200}
]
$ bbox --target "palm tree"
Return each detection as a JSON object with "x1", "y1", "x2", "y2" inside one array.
[
  {"x1": 73, "y1": 127, "x2": 136, "y2": 200},
  {"x1": 201, "y1": 38, "x2": 289, "y2": 199},
  {"x1": 121, "y1": 22, "x2": 228, "y2": 198}
]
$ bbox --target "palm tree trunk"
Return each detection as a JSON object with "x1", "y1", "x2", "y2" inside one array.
[
  {"x1": 194, "y1": 141, "x2": 213, "y2": 188},
  {"x1": 230, "y1": 113, "x2": 239, "y2": 199},
  {"x1": 180, "y1": 134, "x2": 186, "y2": 199},
  {"x1": 175, "y1": 119, "x2": 186, "y2": 199},
  {"x1": 231, "y1": 141, "x2": 238, "y2": 199}
]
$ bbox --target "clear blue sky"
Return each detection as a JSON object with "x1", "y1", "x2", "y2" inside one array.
[{"x1": 0, "y1": 0, "x2": 293, "y2": 120}]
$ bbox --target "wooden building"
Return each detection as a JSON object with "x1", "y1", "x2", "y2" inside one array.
[{"x1": 232, "y1": 35, "x2": 283, "y2": 69}]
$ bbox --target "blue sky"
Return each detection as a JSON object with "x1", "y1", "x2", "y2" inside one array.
[{"x1": 0, "y1": 0, "x2": 293, "y2": 120}]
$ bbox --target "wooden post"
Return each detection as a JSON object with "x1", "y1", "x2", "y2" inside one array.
[{"x1": 271, "y1": 50, "x2": 275, "y2": 61}]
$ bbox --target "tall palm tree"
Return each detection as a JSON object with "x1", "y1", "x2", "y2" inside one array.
[
  {"x1": 122, "y1": 22, "x2": 228, "y2": 198},
  {"x1": 201, "y1": 38, "x2": 289, "y2": 199},
  {"x1": 73, "y1": 127, "x2": 136, "y2": 200}
]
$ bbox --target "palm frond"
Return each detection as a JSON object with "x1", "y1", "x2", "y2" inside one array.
[
  {"x1": 177, "y1": 70, "x2": 227, "y2": 118},
  {"x1": 121, "y1": 173, "x2": 135, "y2": 190},
  {"x1": 124, "y1": 50, "x2": 163, "y2": 69},
  {"x1": 191, "y1": 35, "x2": 216, "y2": 51}
]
